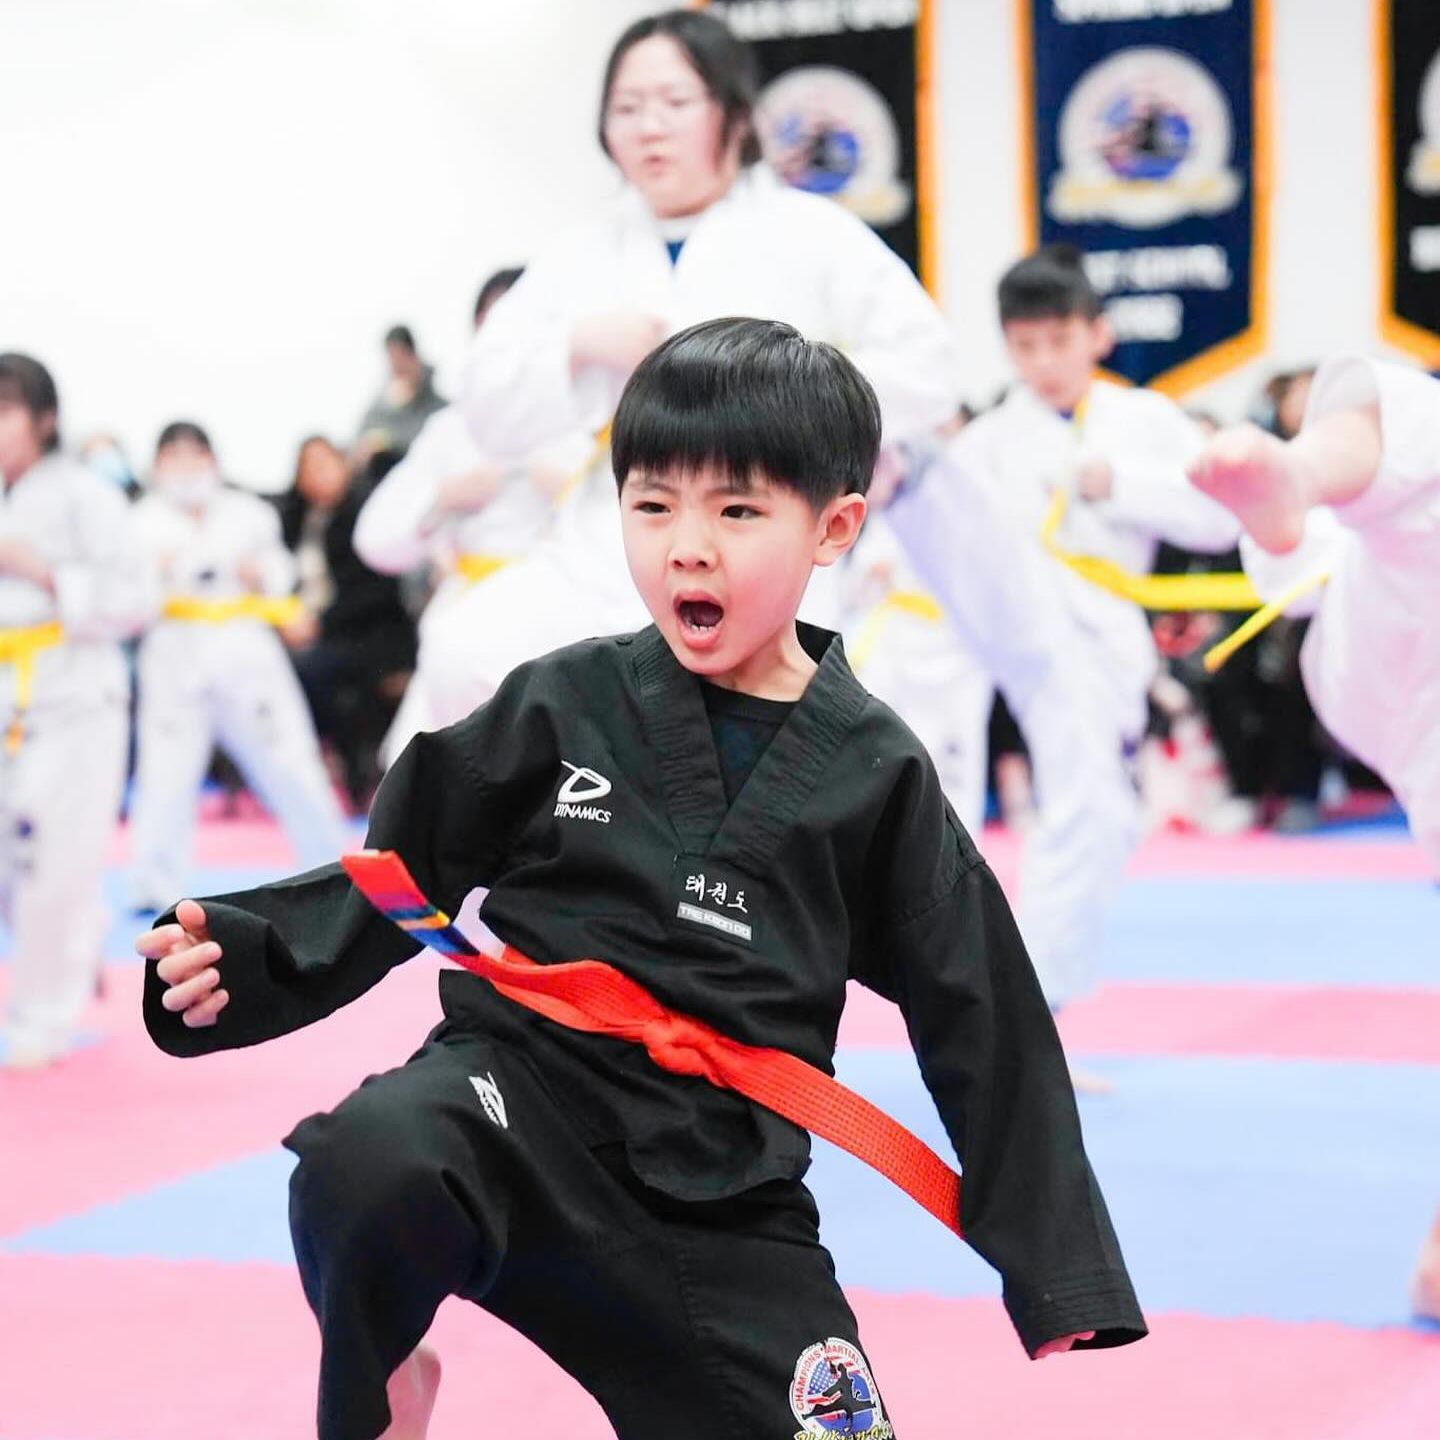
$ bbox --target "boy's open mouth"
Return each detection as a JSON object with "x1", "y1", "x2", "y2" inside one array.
[{"x1": 676, "y1": 597, "x2": 725, "y2": 645}]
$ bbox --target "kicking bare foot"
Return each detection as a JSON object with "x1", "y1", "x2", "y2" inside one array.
[
  {"x1": 381, "y1": 1344, "x2": 441, "y2": 1440},
  {"x1": 1187, "y1": 423, "x2": 1310, "y2": 554},
  {"x1": 1411, "y1": 1225, "x2": 1440, "y2": 1322}
]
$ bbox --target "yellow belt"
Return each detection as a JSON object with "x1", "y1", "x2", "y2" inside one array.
[
  {"x1": 848, "y1": 589, "x2": 945, "y2": 672},
  {"x1": 552, "y1": 421, "x2": 614, "y2": 509},
  {"x1": 1037, "y1": 490, "x2": 1330, "y2": 670},
  {"x1": 453, "y1": 553, "x2": 510, "y2": 585},
  {"x1": 162, "y1": 595, "x2": 304, "y2": 625},
  {"x1": 0, "y1": 620, "x2": 65, "y2": 755}
]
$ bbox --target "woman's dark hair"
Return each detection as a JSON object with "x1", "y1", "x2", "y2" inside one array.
[
  {"x1": 474, "y1": 267, "x2": 524, "y2": 324},
  {"x1": 612, "y1": 317, "x2": 880, "y2": 508},
  {"x1": 997, "y1": 242, "x2": 1102, "y2": 324},
  {"x1": 384, "y1": 324, "x2": 417, "y2": 352},
  {"x1": 599, "y1": 9, "x2": 761, "y2": 167},
  {"x1": 155, "y1": 420, "x2": 214, "y2": 455},
  {"x1": 292, "y1": 433, "x2": 342, "y2": 488},
  {"x1": 0, "y1": 352, "x2": 61, "y2": 454}
]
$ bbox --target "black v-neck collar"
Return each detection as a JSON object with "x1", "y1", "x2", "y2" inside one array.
[{"x1": 631, "y1": 623, "x2": 868, "y2": 870}]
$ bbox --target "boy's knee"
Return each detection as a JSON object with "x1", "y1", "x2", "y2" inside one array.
[{"x1": 288, "y1": 1103, "x2": 442, "y2": 1236}]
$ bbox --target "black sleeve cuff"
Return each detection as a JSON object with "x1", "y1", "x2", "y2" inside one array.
[{"x1": 1004, "y1": 1268, "x2": 1149, "y2": 1358}]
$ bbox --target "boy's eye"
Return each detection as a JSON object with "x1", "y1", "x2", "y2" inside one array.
[
  {"x1": 722, "y1": 504, "x2": 761, "y2": 520},
  {"x1": 632, "y1": 500, "x2": 669, "y2": 515}
]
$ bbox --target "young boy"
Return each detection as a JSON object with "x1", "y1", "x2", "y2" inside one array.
[
  {"x1": 139, "y1": 319, "x2": 1146, "y2": 1440},
  {"x1": 882, "y1": 244, "x2": 1238, "y2": 1012},
  {"x1": 1188, "y1": 354, "x2": 1440, "y2": 1322}
]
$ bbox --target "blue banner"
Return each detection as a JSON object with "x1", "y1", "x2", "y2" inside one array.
[
  {"x1": 1022, "y1": 0, "x2": 1269, "y2": 393},
  {"x1": 1379, "y1": 0, "x2": 1440, "y2": 367}
]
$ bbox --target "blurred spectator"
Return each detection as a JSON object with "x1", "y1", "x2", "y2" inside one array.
[
  {"x1": 351, "y1": 325, "x2": 446, "y2": 472},
  {"x1": 276, "y1": 436, "x2": 416, "y2": 811},
  {"x1": 79, "y1": 433, "x2": 143, "y2": 500}
]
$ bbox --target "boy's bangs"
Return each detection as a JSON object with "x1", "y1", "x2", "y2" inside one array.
[
  {"x1": 614, "y1": 377, "x2": 814, "y2": 492},
  {"x1": 612, "y1": 318, "x2": 882, "y2": 504}
]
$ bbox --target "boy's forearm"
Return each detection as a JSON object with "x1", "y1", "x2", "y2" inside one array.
[{"x1": 142, "y1": 865, "x2": 416, "y2": 1057}]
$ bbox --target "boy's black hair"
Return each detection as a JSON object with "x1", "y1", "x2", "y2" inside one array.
[
  {"x1": 611, "y1": 317, "x2": 880, "y2": 507},
  {"x1": 0, "y1": 352, "x2": 61, "y2": 453},
  {"x1": 384, "y1": 324, "x2": 417, "y2": 352},
  {"x1": 474, "y1": 267, "x2": 524, "y2": 324},
  {"x1": 155, "y1": 420, "x2": 214, "y2": 455},
  {"x1": 599, "y1": 9, "x2": 762, "y2": 166},
  {"x1": 997, "y1": 243, "x2": 1102, "y2": 324}
]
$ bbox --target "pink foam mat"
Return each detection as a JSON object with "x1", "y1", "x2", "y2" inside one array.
[
  {"x1": 104, "y1": 816, "x2": 1435, "y2": 883},
  {"x1": 0, "y1": 962, "x2": 449, "y2": 1237},
  {"x1": 838, "y1": 981, "x2": 1440, "y2": 1064},
  {"x1": 2, "y1": 1255, "x2": 1436, "y2": 1440}
]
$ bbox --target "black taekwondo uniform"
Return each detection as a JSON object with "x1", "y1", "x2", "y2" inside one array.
[{"x1": 144, "y1": 624, "x2": 1146, "y2": 1440}]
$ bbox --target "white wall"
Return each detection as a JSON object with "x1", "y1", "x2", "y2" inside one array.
[{"x1": 0, "y1": 0, "x2": 1395, "y2": 484}]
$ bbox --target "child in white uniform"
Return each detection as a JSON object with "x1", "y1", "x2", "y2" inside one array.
[
  {"x1": 128, "y1": 423, "x2": 347, "y2": 911},
  {"x1": 887, "y1": 245, "x2": 1238, "y2": 1010},
  {"x1": 424, "y1": 11, "x2": 959, "y2": 726},
  {"x1": 0, "y1": 354, "x2": 157, "y2": 1068},
  {"x1": 1189, "y1": 355, "x2": 1440, "y2": 1321}
]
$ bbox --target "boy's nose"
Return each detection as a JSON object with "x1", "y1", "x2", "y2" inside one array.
[{"x1": 669, "y1": 518, "x2": 716, "y2": 569}]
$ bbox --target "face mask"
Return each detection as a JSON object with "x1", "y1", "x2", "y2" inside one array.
[
  {"x1": 86, "y1": 447, "x2": 133, "y2": 490},
  {"x1": 157, "y1": 466, "x2": 221, "y2": 507}
]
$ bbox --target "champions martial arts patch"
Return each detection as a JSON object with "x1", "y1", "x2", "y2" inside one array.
[
  {"x1": 672, "y1": 856, "x2": 758, "y2": 947},
  {"x1": 788, "y1": 1338, "x2": 892, "y2": 1439}
]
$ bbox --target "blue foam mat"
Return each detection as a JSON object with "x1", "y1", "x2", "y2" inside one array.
[{"x1": 9, "y1": 1051, "x2": 1437, "y2": 1331}]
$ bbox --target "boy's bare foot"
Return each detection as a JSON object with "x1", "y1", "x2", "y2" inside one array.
[
  {"x1": 1187, "y1": 423, "x2": 1310, "y2": 554},
  {"x1": 381, "y1": 1344, "x2": 441, "y2": 1440},
  {"x1": 1411, "y1": 1222, "x2": 1440, "y2": 1322}
]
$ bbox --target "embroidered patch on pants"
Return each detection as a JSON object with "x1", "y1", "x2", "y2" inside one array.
[{"x1": 788, "y1": 1337, "x2": 892, "y2": 1438}]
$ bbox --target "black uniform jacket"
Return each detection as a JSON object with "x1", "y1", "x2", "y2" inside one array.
[{"x1": 144, "y1": 624, "x2": 1146, "y2": 1356}]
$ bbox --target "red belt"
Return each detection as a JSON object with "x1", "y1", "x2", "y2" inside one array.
[{"x1": 343, "y1": 850, "x2": 963, "y2": 1236}]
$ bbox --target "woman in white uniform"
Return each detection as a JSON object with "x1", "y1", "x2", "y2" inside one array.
[
  {"x1": 0, "y1": 354, "x2": 157, "y2": 1068},
  {"x1": 421, "y1": 8, "x2": 960, "y2": 726},
  {"x1": 127, "y1": 423, "x2": 347, "y2": 911},
  {"x1": 1189, "y1": 354, "x2": 1440, "y2": 1322}
]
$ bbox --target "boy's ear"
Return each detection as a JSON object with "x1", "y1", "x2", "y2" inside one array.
[
  {"x1": 1091, "y1": 312, "x2": 1115, "y2": 362},
  {"x1": 812, "y1": 492, "x2": 868, "y2": 568}
]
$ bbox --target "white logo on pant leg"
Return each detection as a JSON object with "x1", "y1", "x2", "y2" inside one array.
[
  {"x1": 469, "y1": 1072, "x2": 508, "y2": 1129},
  {"x1": 554, "y1": 761, "x2": 613, "y2": 823}
]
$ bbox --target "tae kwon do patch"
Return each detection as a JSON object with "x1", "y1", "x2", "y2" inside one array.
[
  {"x1": 671, "y1": 856, "x2": 759, "y2": 947},
  {"x1": 789, "y1": 1337, "x2": 891, "y2": 1438}
]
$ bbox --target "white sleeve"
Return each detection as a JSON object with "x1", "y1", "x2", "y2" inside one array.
[
  {"x1": 1239, "y1": 511, "x2": 1347, "y2": 615},
  {"x1": 813, "y1": 207, "x2": 962, "y2": 439},
  {"x1": 1305, "y1": 357, "x2": 1440, "y2": 538},
  {"x1": 458, "y1": 242, "x2": 596, "y2": 465},
  {"x1": 1100, "y1": 399, "x2": 1241, "y2": 552},
  {"x1": 353, "y1": 413, "x2": 452, "y2": 575},
  {"x1": 247, "y1": 500, "x2": 298, "y2": 596},
  {"x1": 53, "y1": 480, "x2": 161, "y2": 641}
]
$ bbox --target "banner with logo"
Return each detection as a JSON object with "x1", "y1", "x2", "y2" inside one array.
[
  {"x1": 1378, "y1": 0, "x2": 1440, "y2": 366},
  {"x1": 1021, "y1": 0, "x2": 1270, "y2": 394},
  {"x1": 706, "y1": 0, "x2": 938, "y2": 292}
]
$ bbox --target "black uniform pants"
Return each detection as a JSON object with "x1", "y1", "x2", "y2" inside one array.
[{"x1": 284, "y1": 1025, "x2": 893, "y2": 1440}]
